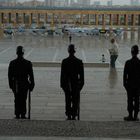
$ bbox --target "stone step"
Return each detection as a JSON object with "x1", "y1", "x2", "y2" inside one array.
[{"x1": 0, "y1": 119, "x2": 139, "y2": 138}]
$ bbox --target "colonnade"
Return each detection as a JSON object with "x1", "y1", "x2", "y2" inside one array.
[{"x1": 0, "y1": 9, "x2": 140, "y2": 28}]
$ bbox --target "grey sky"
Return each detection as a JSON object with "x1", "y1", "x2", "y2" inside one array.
[
  {"x1": 19, "y1": 0, "x2": 130, "y2": 5},
  {"x1": 91, "y1": 0, "x2": 130, "y2": 5},
  {"x1": 92, "y1": 0, "x2": 130, "y2": 5}
]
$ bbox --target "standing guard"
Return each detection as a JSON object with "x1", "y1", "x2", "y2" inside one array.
[
  {"x1": 61, "y1": 44, "x2": 84, "y2": 120},
  {"x1": 123, "y1": 45, "x2": 140, "y2": 121},
  {"x1": 8, "y1": 46, "x2": 35, "y2": 119}
]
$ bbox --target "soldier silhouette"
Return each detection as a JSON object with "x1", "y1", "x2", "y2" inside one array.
[
  {"x1": 123, "y1": 45, "x2": 140, "y2": 121},
  {"x1": 61, "y1": 44, "x2": 84, "y2": 120},
  {"x1": 8, "y1": 46, "x2": 35, "y2": 119}
]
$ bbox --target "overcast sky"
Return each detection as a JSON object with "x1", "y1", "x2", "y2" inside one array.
[
  {"x1": 20, "y1": 0, "x2": 130, "y2": 5},
  {"x1": 92, "y1": 0, "x2": 130, "y2": 5},
  {"x1": 94, "y1": 0, "x2": 130, "y2": 5}
]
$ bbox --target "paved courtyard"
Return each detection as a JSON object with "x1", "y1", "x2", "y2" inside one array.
[
  {"x1": 0, "y1": 31, "x2": 140, "y2": 139},
  {"x1": 1, "y1": 30, "x2": 139, "y2": 66}
]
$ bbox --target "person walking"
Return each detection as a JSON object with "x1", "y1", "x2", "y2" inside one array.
[
  {"x1": 8, "y1": 46, "x2": 35, "y2": 119},
  {"x1": 123, "y1": 45, "x2": 140, "y2": 121},
  {"x1": 108, "y1": 38, "x2": 119, "y2": 68},
  {"x1": 61, "y1": 44, "x2": 84, "y2": 120}
]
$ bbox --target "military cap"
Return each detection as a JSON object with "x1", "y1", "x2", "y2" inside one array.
[
  {"x1": 16, "y1": 46, "x2": 24, "y2": 55},
  {"x1": 68, "y1": 44, "x2": 75, "y2": 53},
  {"x1": 131, "y1": 45, "x2": 139, "y2": 55}
]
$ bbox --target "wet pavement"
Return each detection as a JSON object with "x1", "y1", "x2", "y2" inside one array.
[
  {"x1": 0, "y1": 67, "x2": 126, "y2": 121},
  {"x1": 0, "y1": 31, "x2": 137, "y2": 66},
  {"x1": 0, "y1": 32, "x2": 140, "y2": 139}
]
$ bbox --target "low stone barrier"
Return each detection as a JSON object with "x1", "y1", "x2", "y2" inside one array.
[{"x1": 32, "y1": 62, "x2": 109, "y2": 68}]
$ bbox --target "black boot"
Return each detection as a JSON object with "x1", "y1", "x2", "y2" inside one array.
[
  {"x1": 21, "y1": 114, "x2": 27, "y2": 119},
  {"x1": 124, "y1": 111, "x2": 133, "y2": 121},
  {"x1": 66, "y1": 115, "x2": 71, "y2": 120},
  {"x1": 134, "y1": 112, "x2": 139, "y2": 121},
  {"x1": 15, "y1": 115, "x2": 20, "y2": 119}
]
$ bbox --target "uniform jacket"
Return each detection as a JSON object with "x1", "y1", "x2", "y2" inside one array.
[
  {"x1": 8, "y1": 57, "x2": 35, "y2": 93},
  {"x1": 61, "y1": 55, "x2": 84, "y2": 91},
  {"x1": 123, "y1": 56, "x2": 140, "y2": 90}
]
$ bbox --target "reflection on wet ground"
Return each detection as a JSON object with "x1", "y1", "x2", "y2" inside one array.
[{"x1": 108, "y1": 68, "x2": 118, "y2": 89}]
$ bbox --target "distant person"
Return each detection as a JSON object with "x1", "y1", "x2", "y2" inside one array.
[
  {"x1": 108, "y1": 38, "x2": 119, "y2": 68},
  {"x1": 8, "y1": 46, "x2": 35, "y2": 119},
  {"x1": 123, "y1": 45, "x2": 140, "y2": 121},
  {"x1": 69, "y1": 35, "x2": 72, "y2": 44},
  {"x1": 61, "y1": 44, "x2": 84, "y2": 120},
  {"x1": 101, "y1": 54, "x2": 106, "y2": 63}
]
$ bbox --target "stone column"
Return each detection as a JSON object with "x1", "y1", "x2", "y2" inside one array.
[
  {"x1": 0, "y1": 13, "x2": 3, "y2": 39},
  {"x1": 131, "y1": 14, "x2": 136, "y2": 26},
  {"x1": 102, "y1": 14, "x2": 105, "y2": 29},
  {"x1": 110, "y1": 14, "x2": 113, "y2": 26},
  {"x1": 95, "y1": 14, "x2": 98, "y2": 26},
  {"x1": 51, "y1": 13, "x2": 54, "y2": 28},
  {"x1": 16, "y1": 13, "x2": 18, "y2": 24},
  {"x1": 88, "y1": 14, "x2": 91, "y2": 25},
  {"x1": 137, "y1": 27, "x2": 140, "y2": 43},
  {"x1": 0, "y1": 13, "x2": 2, "y2": 26},
  {"x1": 37, "y1": 13, "x2": 40, "y2": 27},
  {"x1": 138, "y1": 15, "x2": 140, "y2": 26},
  {"x1": 13, "y1": 13, "x2": 17, "y2": 27},
  {"x1": 124, "y1": 14, "x2": 128, "y2": 26},
  {"x1": 80, "y1": 14, "x2": 83, "y2": 26},
  {"x1": 59, "y1": 13, "x2": 61, "y2": 25},
  {"x1": 8, "y1": 13, "x2": 12, "y2": 23},
  {"x1": 23, "y1": 13, "x2": 26, "y2": 24},
  {"x1": 1, "y1": 13, "x2": 4, "y2": 24},
  {"x1": 73, "y1": 15, "x2": 76, "y2": 25},
  {"x1": 45, "y1": 13, "x2": 48, "y2": 24},
  {"x1": 117, "y1": 14, "x2": 120, "y2": 26},
  {"x1": 21, "y1": 13, "x2": 24, "y2": 24},
  {"x1": 29, "y1": 13, "x2": 33, "y2": 26}
]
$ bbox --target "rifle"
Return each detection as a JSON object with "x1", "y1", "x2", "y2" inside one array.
[
  {"x1": 28, "y1": 90, "x2": 31, "y2": 119},
  {"x1": 77, "y1": 92, "x2": 80, "y2": 120}
]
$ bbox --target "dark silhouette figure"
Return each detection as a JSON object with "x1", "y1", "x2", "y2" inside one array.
[
  {"x1": 8, "y1": 46, "x2": 35, "y2": 119},
  {"x1": 123, "y1": 45, "x2": 140, "y2": 121},
  {"x1": 69, "y1": 35, "x2": 72, "y2": 44},
  {"x1": 101, "y1": 54, "x2": 106, "y2": 63},
  {"x1": 61, "y1": 44, "x2": 84, "y2": 120}
]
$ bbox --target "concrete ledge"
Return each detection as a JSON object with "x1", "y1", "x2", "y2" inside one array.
[
  {"x1": 0, "y1": 62, "x2": 109, "y2": 68},
  {"x1": 0, "y1": 120, "x2": 140, "y2": 138},
  {"x1": 84, "y1": 62, "x2": 109, "y2": 68},
  {"x1": 32, "y1": 62, "x2": 110, "y2": 68}
]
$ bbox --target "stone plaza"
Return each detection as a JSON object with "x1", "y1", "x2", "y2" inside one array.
[{"x1": 0, "y1": 30, "x2": 140, "y2": 139}]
